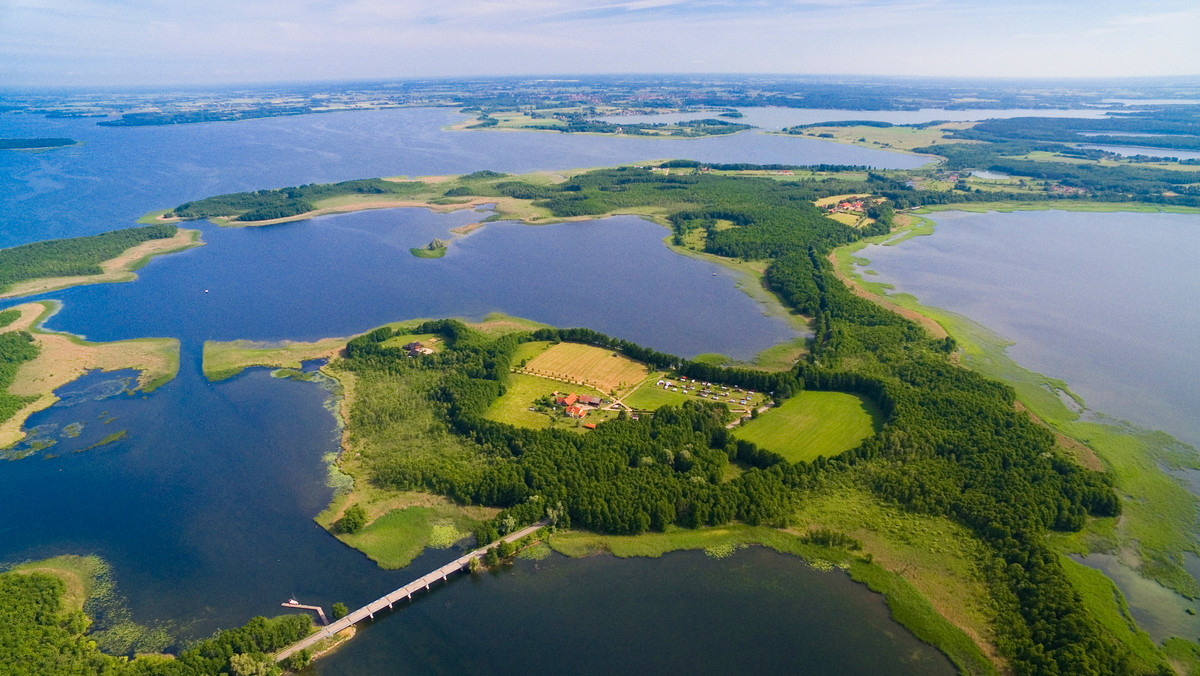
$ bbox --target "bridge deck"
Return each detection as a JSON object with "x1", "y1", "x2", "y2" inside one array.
[{"x1": 275, "y1": 520, "x2": 548, "y2": 662}]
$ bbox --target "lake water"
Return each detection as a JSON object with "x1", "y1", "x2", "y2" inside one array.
[
  {"x1": 0, "y1": 107, "x2": 928, "y2": 247},
  {"x1": 310, "y1": 547, "x2": 955, "y2": 676},
  {"x1": 857, "y1": 210, "x2": 1200, "y2": 452},
  {"x1": 0, "y1": 105, "x2": 958, "y2": 668}
]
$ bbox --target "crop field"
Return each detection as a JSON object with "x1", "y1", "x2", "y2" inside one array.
[
  {"x1": 522, "y1": 342, "x2": 648, "y2": 394},
  {"x1": 733, "y1": 390, "x2": 882, "y2": 461}
]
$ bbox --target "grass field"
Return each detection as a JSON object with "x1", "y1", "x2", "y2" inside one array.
[
  {"x1": 788, "y1": 123, "x2": 974, "y2": 154},
  {"x1": 733, "y1": 390, "x2": 882, "y2": 461},
  {"x1": 334, "y1": 505, "x2": 484, "y2": 569},
  {"x1": 202, "y1": 335, "x2": 350, "y2": 382},
  {"x1": 485, "y1": 372, "x2": 613, "y2": 430},
  {"x1": 623, "y1": 373, "x2": 768, "y2": 413},
  {"x1": 522, "y1": 342, "x2": 648, "y2": 394}
]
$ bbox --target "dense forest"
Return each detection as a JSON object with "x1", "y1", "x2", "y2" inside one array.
[
  {"x1": 328, "y1": 166, "x2": 1141, "y2": 674},
  {"x1": 170, "y1": 178, "x2": 427, "y2": 221},
  {"x1": 949, "y1": 107, "x2": 1200, "y2": 152},
  {"x1": 0, "y1": 138, "x2": 76, "y2": 149},
  {"x1": 0, "y1": 223, "x2": 178, "y2": 292},
  {"x1": 0, "y1": 329, "x2": 39, "y2": 422},
  {"x1": 0, "y1": 569, "x2": 313, "y2": 675}
]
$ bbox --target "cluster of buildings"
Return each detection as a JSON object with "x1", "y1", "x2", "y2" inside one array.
[
  {"x1": 554, "y1": 391, "x2": 604, "y2": 418},
  {"x1": 656, "y1": 377, "x2": 756, "y2": 407}
]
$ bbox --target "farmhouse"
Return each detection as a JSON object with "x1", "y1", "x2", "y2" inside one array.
[
  {"x1": 404, "y1": 341, "x2": 434, "y2": 357},
  {"x1": 566, "y1": 404, "x2": 589, "y2": 419},
  {"x1": 556, "y1": 392, "x2": 579, "y2": 407}
]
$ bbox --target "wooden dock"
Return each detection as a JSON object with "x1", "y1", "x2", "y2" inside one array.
[{"x1": 274, "y1": 519, "x2": 549, "y2": 662}]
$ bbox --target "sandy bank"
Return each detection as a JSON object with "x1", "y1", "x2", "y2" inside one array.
[
  {"x1": 0, "y1": 302, "x2": 179, "y2": 448},
  {"x1": 0, "y1": 229, "x2": 203, "y2": 299}
]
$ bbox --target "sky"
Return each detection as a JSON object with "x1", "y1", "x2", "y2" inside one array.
[{"x1": 2, "y1": 0, "x2": 1198, "y2": 87}]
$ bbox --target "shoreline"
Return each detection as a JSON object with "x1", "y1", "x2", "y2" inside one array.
[
  {"x1": 0, "y1": 228, "x2": 203, "y2": 300},
  {"x1": 831, "y1": 208, "x2": 1200, "y2": 633},
  {"x1": 0, "y1": 301, "x2": 179, "y2": 449}
]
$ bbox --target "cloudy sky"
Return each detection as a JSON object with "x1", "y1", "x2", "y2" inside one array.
[{"x1": 2, "y1": 0, "x2": 1198, "y2": 86}]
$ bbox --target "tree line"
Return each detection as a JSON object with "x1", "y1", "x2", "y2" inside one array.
[{"x1": 0, "y1": 223, "x2": 177, "y2": 292}]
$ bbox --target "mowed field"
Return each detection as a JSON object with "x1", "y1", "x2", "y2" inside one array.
[
  {"x1": 522, "y1": 342, "x2": 648, "y2": 394},
  {"x1": 734, "y1": 391, "x2": 882, "y2": 462}
]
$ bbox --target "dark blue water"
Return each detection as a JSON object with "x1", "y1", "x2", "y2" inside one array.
[
  {"x1": 0, "y1": 107, "x2": 927, "y2": 247},
  {"x1": 22, "y1": 209, "x2": 795, "y2": 361},
  {"x1": 311, "y1": 547, "x2": 955, "y2": 676}
]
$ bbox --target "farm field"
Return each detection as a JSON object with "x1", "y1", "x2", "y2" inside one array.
[
  {"x1": 733, "y1": 390, "x2": 882, "y2": 462},
  {"x1": 522, "y1": 342, "x2": 648, "y2": 395}
]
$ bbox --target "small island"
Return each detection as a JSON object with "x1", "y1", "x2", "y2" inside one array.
[{"x1": 0, "y1": 137, "x2": 78, "y2": 151}]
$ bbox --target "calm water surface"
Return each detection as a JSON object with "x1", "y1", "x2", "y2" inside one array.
[
  {"x1": 312, "y1": 547, "x2": 955, "y2": 676},
  {"x1": 0, "y1": 107, "x2": 927, "y2": 247},
  {"x1": 859, "y1": 210, "x2": 1200, "y2": 451}
]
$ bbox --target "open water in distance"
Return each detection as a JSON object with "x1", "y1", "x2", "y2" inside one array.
[{"x1": 0, "y1": 106, "x2": 928, "y2": 247}]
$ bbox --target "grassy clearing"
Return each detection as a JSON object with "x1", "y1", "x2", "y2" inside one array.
[
  {"x1": 202, "y1": 336, "x2": 350, "y2": 382},
  {"x1": 749, "y1": 335, "x2": 810, "y2": 371},
  {"x1": 8, "y1": 554, "x2": 105, "y2": 613},
  {"x1": 327, "y1": 504, "x2": 487, "y2": 569},
  {"x1": 485, "y1": 372, "x2": 613, "y2": 430},
  {"x1": 1, "y1": 302, "x2": 179, "y2": 448},
  {"x1": 621, "y1": 374, "x2": 686, "y2": 410},
  {"x1": 787, "y1": 123, "x2": 973, "y2": 154},
  {"x1": 549, "y1": 513, "x2": 996, "y2": 676},
  {"x1": 733, "y1": 390, "x2": 882, "y2": 461},
  {"x1": 409, "y1": 246, "x2": 446, "y2": 259},
  {"x1": 522, "y1": 342, "x2": 648, "y2": 395}
]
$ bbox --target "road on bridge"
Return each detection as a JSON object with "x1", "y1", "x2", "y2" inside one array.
[{"x1": 275, "y1": 519, "x2": 550, "y2": 662}]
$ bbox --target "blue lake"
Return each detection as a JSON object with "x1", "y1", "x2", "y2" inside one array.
[{"x1": 0, "y1": 107, "x2": 928, "y2": 247}]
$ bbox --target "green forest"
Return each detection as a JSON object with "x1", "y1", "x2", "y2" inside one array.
[
  {"x1": 0, "y1": 223, "x2": 178, "y2": 292},
  {"x1": 0, "y1": 138, "x2": 76, "y2": 150},
  {"x1": 326, "y1": 166, "x2": 1151, "y2": 675},
  {"x1": 170, "y1": 178, "x2": 427, "y2": 222},
  {"x1": 0, "y1": 568, "x2": 313, "y2": 675}
]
